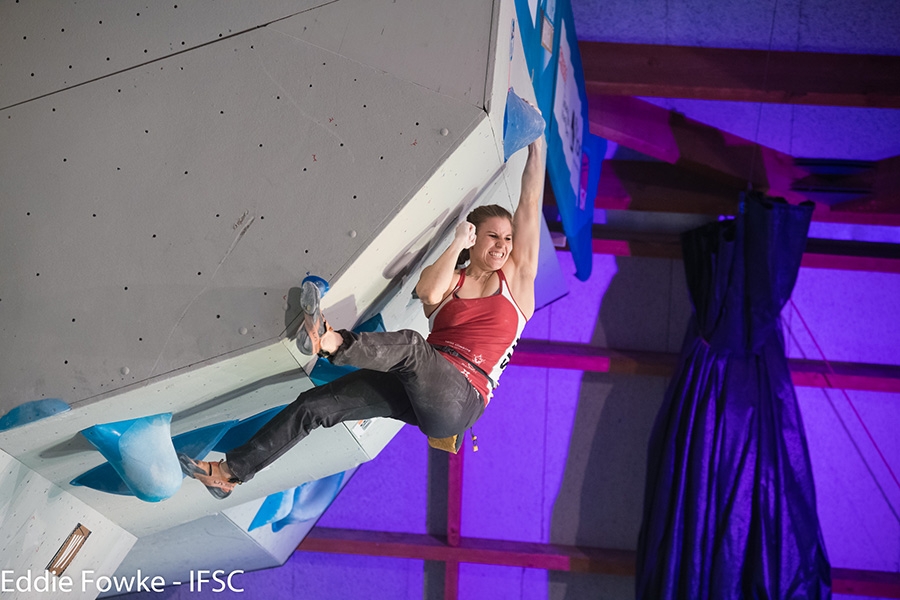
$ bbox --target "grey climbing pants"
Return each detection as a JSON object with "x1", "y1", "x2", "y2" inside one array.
[{"x1": 226, "y1": 329, "x2": 484, "y2": 482}]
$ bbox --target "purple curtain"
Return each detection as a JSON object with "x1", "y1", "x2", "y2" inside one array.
[{"x1": 636, "y1": 194, "x2": 832, "y2": 599}]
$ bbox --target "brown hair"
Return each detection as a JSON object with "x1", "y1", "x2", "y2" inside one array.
[{"x1": 456, "y1": 204, "x2": 514, "y2": 268}]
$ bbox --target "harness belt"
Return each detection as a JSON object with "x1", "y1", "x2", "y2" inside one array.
[{"x1": 431, "y1": 344, "x2": 496, "y2": 390}]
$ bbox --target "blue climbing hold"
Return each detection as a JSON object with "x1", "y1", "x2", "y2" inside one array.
[
  {"x1": 503, "y1": 87, "x2": 545, "y2": 162},
  {"x1": 0, "y1": 398, "x2": 70, "y2": 432},
  {"x1": 248, "y1": 489, "x2": 295, "y2": 531},
  {"x1": 249, "y1": 470, "x2": 348, "y2": 532},
  {"x1": 309, "y1": 312, "x2": 387, "y2": 385},
  {"x1": 309, "y1": 358, "x2": 354, "y2": 386},
  {"x1": 79, "y1": 413, "x2": 182, "y2": 502},
  {"x1": 213, "y1": 405, "x2": 286, "y2": 454},
  {"x1": 172, "y1": 420, "x2": 239, "y2": 460},
  {"x1": 273, "y1": 471, "x2": 346, "y2": 531},
  {"x1": 71, "y1": 420, "x2": 237, "y2": 497},
  {"x1": 300, "y1": 275, "x2": 330, "y2": 297}
]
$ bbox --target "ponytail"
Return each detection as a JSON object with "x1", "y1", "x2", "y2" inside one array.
[{"x1": 456, "y1": 248, "x2": 470, "y2": 269}]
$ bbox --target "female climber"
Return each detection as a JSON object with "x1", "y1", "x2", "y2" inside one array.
[{"x1": 180, "y1": 138, "x2": 545, "y2": 499}]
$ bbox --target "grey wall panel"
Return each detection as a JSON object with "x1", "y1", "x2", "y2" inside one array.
[
  {"x1": 0, "y1": 22, "x2": 484, "y2": 414},
  {"x1": 270, "y1": 0, "x2": 495, "y2": 107},
  {"x1": 0, "y1": 0, "x2": 331, "y2": 109}
]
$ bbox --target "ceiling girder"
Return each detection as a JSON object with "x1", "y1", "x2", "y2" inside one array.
[
  {"x1": 587, "y1": 94, "x2": 900, "y2": 220},
  {"x1": 299, "y1": 526, "x2": 900, "y2": 598},
  {"x1": 510, "y1": 339, "x2": 900, "y2": 395},
  {"x1": 580, "y1": 41, "x2": 900, "y2": 109}
]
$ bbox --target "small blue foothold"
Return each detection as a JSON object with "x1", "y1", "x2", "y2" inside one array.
[
  {"x1": 272, "y1": 471, "x2": 346, "y2": 531},
  {"x1": 310, "y1": 358, "x2": 355, "y2": 386},
  {"x1": 248, "y1": 490, "x2": 295, "y2": 531},
  {"x1": 248, "y1": 471, "x2": 348, "y2": 533},
  {"x1": 300, "y1": 275, "x2": 330, "y2": 297},
  {"x1": 309, "y1": 313, "x2": 387, "y2": 385},
  {"x1": 0, "y1": 399, "x2": 70, "y2": 432}
]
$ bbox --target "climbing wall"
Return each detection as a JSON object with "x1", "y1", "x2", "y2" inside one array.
[
  {"x1": 0, "y1": 0, "x2": 494, "y2": 414},
  {"x1": 0, "y1": 448, "x2": 136, "y2": 599},
  {"x1": 0, "y1": 0, "x2": 542, "y2": 591}
]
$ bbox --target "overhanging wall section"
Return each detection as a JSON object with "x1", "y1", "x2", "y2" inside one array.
[{"x1": 0, "y1": 0, "x2": 491, "y2": 417}]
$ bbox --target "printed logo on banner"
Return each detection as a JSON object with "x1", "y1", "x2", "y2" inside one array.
[
  {"x1": 553, "y1": 19, "x2": 583, "y2": 199},
  {"x1": 541, "y1": 12, "x2": 554, "y2": 52}
]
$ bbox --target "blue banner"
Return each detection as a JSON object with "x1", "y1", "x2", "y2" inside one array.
[{"x1": 514, "y1": 0, "x2": 605, "y2": 281}]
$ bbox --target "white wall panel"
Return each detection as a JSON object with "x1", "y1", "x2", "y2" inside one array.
[
  {"x1": 798, "y1": 387, "x2": 900, "y2": 572},
  {"x1": 316, "y1": 115, "x2": 500, "y2": 331},
  {"x1": 2, "y1": 339, "x2": 411, "y2": 542},
  {"x1": 0, "y1": 449, "x2": 135, "y2": 600},
  {"x1": 1, "y1": 344, "x2": 313, "y2": 536},
  {"x1": 100, "y1": 514, "x2": 282, "y2": 598},
  {"x1": 787, "y1": 269, "x2": 900, "y2": 366}
]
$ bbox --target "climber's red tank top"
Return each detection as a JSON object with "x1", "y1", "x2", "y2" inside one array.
[{"x1": 426, "y1": 268, "x2": 527, "y2": 404}]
